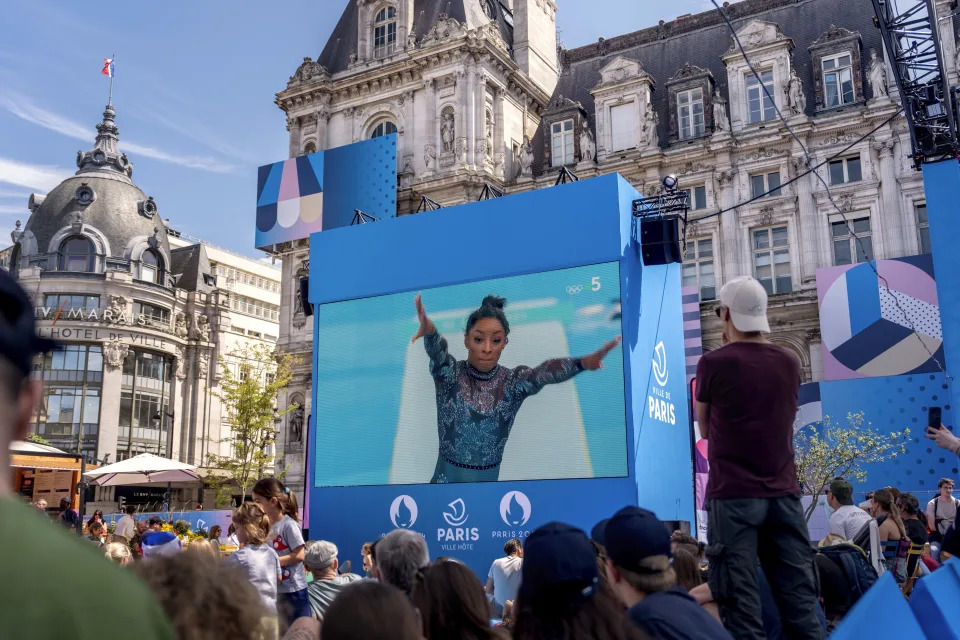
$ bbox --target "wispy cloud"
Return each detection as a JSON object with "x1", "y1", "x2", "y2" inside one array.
[
  {"x1": 143, "y1": 107, "x2": 258, "y2": 164},
  {"x1": 0, "y1": 188, "x2": 31, "y2": 199},
  {"x1": 0, "y1": 204, "x2": 28, "y2": 215},
  {"x1": 0, "y1": 157, "x2": 71, "y2": 192},
  {"x1": 0, "y1": 92, "x2": 237, "y2": 173}
]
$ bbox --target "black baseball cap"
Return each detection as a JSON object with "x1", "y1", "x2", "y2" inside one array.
[
  {"x1": 520, "y1": 522, "x2": 598, "y2": 597},
  {"x1": 604, "y1": 506, "x2": 671, "y2": 572},
  {"x1": 0, "y1": 268, "x2": 56, "y2": 375},
  {"x1": 590, "y1": 518, "x2": 610, "y2": 548}
]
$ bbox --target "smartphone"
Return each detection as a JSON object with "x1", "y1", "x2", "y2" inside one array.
[{"x1": 929, "y1": 406, "x2": 942, "y2": 429}]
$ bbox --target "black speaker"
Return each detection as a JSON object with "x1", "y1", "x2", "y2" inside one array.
[
  {"x1": 299, "y1": 277, "x2": 313, "y2": 316},
  {"x1": 639, "y1": 216, "x2": 682, "y2": 265}
]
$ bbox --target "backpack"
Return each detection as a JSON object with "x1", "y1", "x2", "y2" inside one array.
[
  {"x1": 818, "y1": 543, "x2": 879, "y2": 604},
  {"x1": 931, "y1": 497, "x2": 960, "y2": 542}
]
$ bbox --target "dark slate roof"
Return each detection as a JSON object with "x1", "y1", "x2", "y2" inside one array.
[
  {"x1": 316, "y1": 0, "x2": 514, "y2": 74},
  {"x1": 534, "y1": 0, "x2": 884, "y2": 174},
  {"x1": 169, "y1": 243, "x2": 214, "y2": 293},
  {"x1": 23, "y1": 173, "x2": 171, "y2": 260}
]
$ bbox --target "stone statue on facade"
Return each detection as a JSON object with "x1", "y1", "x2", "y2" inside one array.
[
  {"x1": 485, "y1": 112, "x2": 493, "y2": 161},
  {"x1": 441, "y1": 111, "x2": 455, "y2": 153},
  {"x1": 641, "y1": 109, "x2": 659, "y2": 148},
  {"x1": 290, "y1": 406, "x2": 305, "y2": 444},
  {"x1": 174, "y1": 346, "x2": 187, "y2": 380},
  {"x1": 174, "y1": 312, "x2": 188, "y2": 337},
  {"x1": 868, "y1": 49, "x2": 889, "y2": 99},
  {"x1": 579, "y1": 122, "x2": 596, "y2": 161},
  {"x1": 519, "y1": 136, "x2": 534, "y2": 178},
  {"x1": 787, "y1": 68, "x2": 806, "y2": 116},
  {"x1": 107, "y1": 295, "x2": 127, "y2": 324},
  {"x1": 424, "y1": 144, "x2": 436, "y2": 171},
  {"x1": 194, "y1": 313, "x2": 209, "y2": 340},
  {"x1": 197, "y1": 353, "x2": 209, "y2": 379},
  {"x1": 713, "y1": 89, "x2": 730, "y2": 132},
  {"x1": 103, "y1": 339, "x2": 129, "y2": 369}
]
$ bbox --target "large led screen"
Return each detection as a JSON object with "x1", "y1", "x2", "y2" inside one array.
[{"x1": 314, "y1": 262, "x2": 628, "y2": 486}]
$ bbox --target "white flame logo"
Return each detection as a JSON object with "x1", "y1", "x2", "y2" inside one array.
[
  {"x1": 652, "y1": 341, "x2": 668, "y2": 387},
  {"x1": 499, "y1": 491, "x2": 532, "y2": 527},
  {"x1": 389, "y1": 495, "x2": 418, "y2": 528}
]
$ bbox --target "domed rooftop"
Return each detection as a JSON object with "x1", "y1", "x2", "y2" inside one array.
[{"x1": 15, "y1": 102, "x2": 171, "y2": 269}]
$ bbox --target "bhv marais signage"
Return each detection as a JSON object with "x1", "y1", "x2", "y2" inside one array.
[
  {"x1": 34, "y1": 306, "x2": 171, "y2": 348},
  {"x1": 35, "y1": 306, "x2": 149, "y2": 326}
]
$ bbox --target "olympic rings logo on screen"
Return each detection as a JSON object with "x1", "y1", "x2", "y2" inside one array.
[{"x1": 566, "y1": 285, "x2": 583, "y2": 295}]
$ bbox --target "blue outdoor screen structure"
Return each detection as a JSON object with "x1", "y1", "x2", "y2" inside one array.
[{"x1": 308, "y1": 174, "x2": 693, "y2": 576}]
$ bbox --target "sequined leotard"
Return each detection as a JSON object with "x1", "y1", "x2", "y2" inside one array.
[{"x1": 424, "y1": 331, "x2": 583, "y2": 483}]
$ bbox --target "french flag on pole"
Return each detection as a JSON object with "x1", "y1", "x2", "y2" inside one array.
[{"x1": 101, "y1": 57, "x2": 114, "y2": 78}]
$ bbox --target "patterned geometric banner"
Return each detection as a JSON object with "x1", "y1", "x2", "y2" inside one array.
[
  {"x1": 255, "y1": 134, "x2": 397, "y2": 249},
  {"x1": 816, "y1": 256, "x2": 943, "y2": 381}
]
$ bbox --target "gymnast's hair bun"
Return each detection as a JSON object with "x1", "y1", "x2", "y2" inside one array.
[{"x1": 481, "y1": 295, "x2": 506, "y2": 309}]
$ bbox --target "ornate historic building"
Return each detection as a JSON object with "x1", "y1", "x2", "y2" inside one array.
[
  {"x1": 272, "y1": 0, "x2": 957, "y2": 493},
  {"x1": 5, "y1": 103, "x2": 281, "y2": 511}
]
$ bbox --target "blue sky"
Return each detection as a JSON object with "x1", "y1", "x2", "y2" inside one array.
[{"x1": 0, "y1": 0, "x2": 727, "y2": 254}]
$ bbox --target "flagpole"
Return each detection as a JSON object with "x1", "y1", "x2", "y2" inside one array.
[{"x1": 108, "y1": 53, "x2": 115, "y2": 106}]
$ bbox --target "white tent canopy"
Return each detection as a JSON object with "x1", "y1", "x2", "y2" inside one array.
[
  {"x1": 83, "y1": 453, "x2": 199, "y2": 486},
  {"x1": 10, "y1": 440, "x2": 69, "y2": 455}
]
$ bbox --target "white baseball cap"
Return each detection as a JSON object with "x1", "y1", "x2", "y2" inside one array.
[{"x1": 717, "y1": 276, "x2": 770, "y2": 333}]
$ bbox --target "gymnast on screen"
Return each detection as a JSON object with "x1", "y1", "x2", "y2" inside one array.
[{"x1": 411, "y1": 293, "x2": 621, "y2": 484}]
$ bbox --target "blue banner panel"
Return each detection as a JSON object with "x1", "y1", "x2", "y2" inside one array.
[
  {"x1": 923, "y1": 161, "x2": 960, "y2": 427},
  {"x1": 314, "y1": 479, "x2": 637, "y2": 579},
  {"x1": 819, "y1": 372, "x2": 957, "y2": 504}
]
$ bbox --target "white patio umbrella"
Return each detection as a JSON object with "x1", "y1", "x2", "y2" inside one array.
[{"x1": 83, "y1": 453, "x2": 199, "y2": 486}]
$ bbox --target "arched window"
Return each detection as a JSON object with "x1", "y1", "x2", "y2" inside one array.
[
  {"x1": 374, "y1": 6, "x2": 397, "y2": 58},
  {"x1": 370, "y1": 120, "x2": 398, "y2": 139},
  {"x1": 302, "y1": 141, "x2": 317, "y2": 154},
  {"x1": 139, "y1": 249, "x2": 163, "y2": 284},
  {"x1": 58, "y1": 236, "x2": 95, "y2": 272}
]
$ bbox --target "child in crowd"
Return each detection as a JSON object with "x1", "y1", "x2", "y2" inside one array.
[
  {"x1": 253, "y1": 478, "x2": 308, "y2": 631},
  {"x1": 103, "y1": 542, "x2": 132, "y2": 566},
  {"x1": 227, "y1": 502, "x2": 282, "y2": 639}
]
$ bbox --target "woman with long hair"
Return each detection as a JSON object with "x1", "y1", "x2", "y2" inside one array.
[
  {"x1": 671, "y1": 548, "x2": 702, "y2": 593},
  {"x1": 412, "y1": 294, "x2": 621, "y2": 483},
  {"x1": 411, "y1": 560, "x2": 507, "y2": 640},
  {"x1": 871, "y1": 487, "x2": 908, "y2": 582},
  {"x1": 208, "y1": 525, "x2": 222, "y2": 549}
]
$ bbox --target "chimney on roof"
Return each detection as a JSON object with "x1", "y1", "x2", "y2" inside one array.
[{"x1": 513, "y1": 0, "x2": 559, "y2": 97}]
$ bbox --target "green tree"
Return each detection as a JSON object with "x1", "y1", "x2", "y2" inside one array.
[
  {"x1": 204, "y1": 344, "x2": 299, "y2": 507},
  {"x1": 793, "y1": 412, "x2": 911, "y2": 522}
]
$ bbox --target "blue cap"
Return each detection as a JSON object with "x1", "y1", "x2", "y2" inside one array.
[
  {"x1": 141, "y1": 531, "x2": 182, "y2": 558},
  {"x1": 520, "y1": 522, "x2": 597, "y2": 597},
  {"x1": 603, "y1": 506, "x2": 671, "y2": 572}
]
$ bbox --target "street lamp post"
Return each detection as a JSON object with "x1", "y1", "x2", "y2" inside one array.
[{"x1": 152, "y1": 409, "x2": 175, "y2": 512}]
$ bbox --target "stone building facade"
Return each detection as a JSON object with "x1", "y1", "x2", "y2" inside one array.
[
  {"x1": 272, "y1": 0, "x2": 958, "y2": 494},
  {"x1": 5, "y1": 103, "x2": 281, "y2": 510}
]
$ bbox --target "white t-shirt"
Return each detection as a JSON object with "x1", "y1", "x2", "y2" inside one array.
[
  {"x1": 829, "y1": 505, "x2": 872, "y2": 541},
  {"x1": 488, "y1": 555, "x2": 523, "y2": 608},
  {"x1": 114, "y1": 514, "x2": 136, "y2": 541},
  {"x1": 926, "y1": 496, "x2": 959, "y2": 537}
]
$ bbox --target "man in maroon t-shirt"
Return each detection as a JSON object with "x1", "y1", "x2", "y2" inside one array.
[{"x1": 695, "y1": 276, "x2": 821, "y2": 640}]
